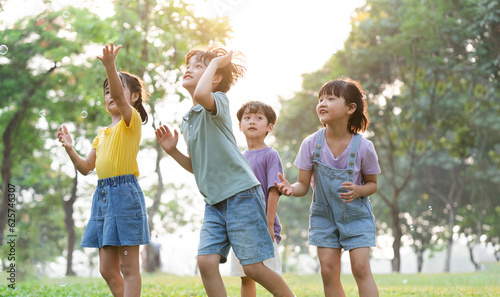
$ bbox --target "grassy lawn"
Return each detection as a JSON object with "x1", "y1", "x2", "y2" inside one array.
[{"x1": 1, "y1": 262, "x2": 499, "y2": 296}]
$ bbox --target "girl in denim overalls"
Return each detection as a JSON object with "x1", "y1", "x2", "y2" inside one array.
[
  {"x1": 276, "y1": 78, "x2": 380, "y2": 297},
  {"x1": 58, "y1": 43, "x2": 150, "y2": 296}
]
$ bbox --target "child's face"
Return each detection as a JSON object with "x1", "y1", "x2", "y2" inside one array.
[
  {"x1": 104, "y1": 82, "x2": 135, "y2": 114},
  {"x1": 182, "y1": 55, "x2": 207, "y2": 92},
  {"x1": 316, "y1": 93, "x2": 352, "y2": 125},
  {"x1": 239, "y1": 109, "x2": 273, "y2": 138}
]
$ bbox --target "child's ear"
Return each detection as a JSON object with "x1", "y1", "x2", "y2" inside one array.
[
  {"x1": 213, "y1": 73, "x2": 223, "y2": 86},
  {"x1": 238, "y1": 122, "x2": 242, "y2": 131},
  {"x1": 347, "y1": 103, "x2": 357, "y2": 115},
  {"x1": 131, "y1": 92, "x2": 140, "y2": 104},
  {"x1": 267, "y1": 123, "x2": 274, "y2": 133}
]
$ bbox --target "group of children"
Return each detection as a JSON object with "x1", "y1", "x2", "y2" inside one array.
[{"x1": 57, "y1": 42, "x2": 380, "y2": 297}]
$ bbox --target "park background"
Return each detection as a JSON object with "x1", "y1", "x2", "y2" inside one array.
[{"x1": 0, "y1": 0, "x2": 499, "y2": 292}]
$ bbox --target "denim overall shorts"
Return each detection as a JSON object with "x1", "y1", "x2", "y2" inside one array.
[
  {"x1": 308, "y1": 128, "x2": 376, "y2": 250},
  {"x1": 81, "y1": 174, "x2": 150, "y2": 248}
]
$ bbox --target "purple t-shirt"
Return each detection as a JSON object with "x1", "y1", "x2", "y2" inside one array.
[
  {"x1": 294, "y1": 131, "x2": 381, "y2": 186},
  {"x1": 243, "y1": 147, "x2": 283, "y2": 244}
]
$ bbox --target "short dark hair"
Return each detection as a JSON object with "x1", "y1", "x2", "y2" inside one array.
[
  {"x1": 103, "y1": 71, "x2": 149, "y2": 124},
  {"x1": 237, "y1": 101, "x2": 277, "y2": 126},
  {"x1": 318, "y1": 77, "x2": 369, "y2": 133},
  {"x1": 185, "y1": 44, "x2": 246, "y2": 93}
]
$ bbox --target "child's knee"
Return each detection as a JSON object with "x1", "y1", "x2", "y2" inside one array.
[
  {"x1": 242, "y1": 262, "x2": 262, "y2": 279},
  {"x1": 100, "y1": 265, "x2": 119, "y2": 281},
  {"x1": 197, "y1": 255, "x2": 219, "y2": 274},
  {"x1": 351, "y1": 261, "x2": 371, "y2": 279}
]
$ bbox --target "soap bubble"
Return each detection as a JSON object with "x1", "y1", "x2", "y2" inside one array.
[
  {"x1": 80, "y1": 111, "x2": 88, "y2": 118},
  {"x1": 39, "y1": 110, "x2": 46, "y2": 117},
  {"x1": 63, "y1": 11, "x2": 70, "y2": 18},
  {"x1": 402, "y1": 279, "x2": 408, "y2": 284},
  {"x1": 124, "y1": 251, "x2": 128, "y2": 256},
  {"x1": 409, "y1": 225, "x2": 414, "y2": 231},
  {"x1": 0, "y1": 45, "x2": 8, "y2": 55},
  {"x1": 59, "y1": 276, "x2": 68, "y2": 287},
  {"x1": 428, "y1": 205, "x2": 433, "y2": 211}
]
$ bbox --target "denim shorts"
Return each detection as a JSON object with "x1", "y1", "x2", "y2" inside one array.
[
  {"x1": 81, "y1": 175, "x2": 150, "y2": 248},
  {"x1": 198, "y1": 186, "x2": 275, "y2": 265}
]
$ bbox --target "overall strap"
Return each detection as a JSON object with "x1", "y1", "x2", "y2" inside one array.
[
  {"x1": 346, "y1": 133, "x2": 362, "y2": 175},
  {"x1": 313, "y1": 128, "x2": 326, "y2": 162}
]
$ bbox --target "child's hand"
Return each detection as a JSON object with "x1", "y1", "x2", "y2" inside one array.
[
  {"x1": 339, "y1": 181, "x2": 361, "y2": 203},
  {"x1": 210, "y1": 50, "x2": 233, "y2": 69},
  {"x1": 155, "y1": 125, "x2": 178, "y2": 154},
  {"x1": 275, "y1": 173, "x2": 293, "y2": 196},
  {"x1": 96, "y1": 42, "x2": 122, "y2": 69},
  {"x1": 57, "y1": 125, "x2": 73, "y2": 151}
]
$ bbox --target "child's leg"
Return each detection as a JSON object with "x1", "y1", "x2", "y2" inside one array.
[
  {"x1": 99, "y1": 246, "x2": 124, "y2": 297},
  {"x1": 197, "y1": 254, "x2": 227, "y2": 297},
  {"x1": 317, "y1": 247, "x2": 345, "y2": 297},
  {"x1": 118, "y1": 246, "x2": 141, "y2": 297},
  {"x1": 241, "y1": 276, "x2": 256, "y2": 297},
  {"x1": 349, "y1": 247, "x2": 379, "y2": 297},
  {"x1": 242, "y1": 262, "x2": 294, "y2": 297}
]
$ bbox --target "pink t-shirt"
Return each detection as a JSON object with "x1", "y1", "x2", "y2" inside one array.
[{"x1": 294, "y1": 131, "x2": 381, "y2": 186}]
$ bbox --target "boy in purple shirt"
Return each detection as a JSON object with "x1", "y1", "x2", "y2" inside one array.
[{"x1": 231, "y1": 101, "x2": 284, "y2": 297}]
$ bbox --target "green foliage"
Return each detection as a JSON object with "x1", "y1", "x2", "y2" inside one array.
[{"x1": 273, "y1": 0, "x2": 500, "y2": 272}]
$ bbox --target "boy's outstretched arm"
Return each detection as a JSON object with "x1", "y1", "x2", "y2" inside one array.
[
  {"x1": 193, "y1": 50, "x2": 233, "y2": 113},
  {"x1": 58, "y1": 125, "x2": 96, "y2": 175},
  {"x1": 97, "y1": 42, "x2": 134, "y2": 125},
  {"x1": 275, "y1": 169, "x2": 312, "y2": 197},
  {"x1": 155, "y1": 125, "x2": 193, "y2": 173}
]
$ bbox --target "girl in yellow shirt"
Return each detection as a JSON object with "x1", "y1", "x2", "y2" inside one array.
[{"x1": 57, "y1": 43, "x2": 150, "y2": 297}]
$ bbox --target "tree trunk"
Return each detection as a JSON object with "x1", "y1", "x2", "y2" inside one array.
[
  {"x1": 0, "y1": 99, "x2": 30, "y2": 245},
  {"x1": 390, "y1": 204, "x2": 402, "y2": 272},
  {"x1": 443, "y1": 206, "x2": 455, "y2": 272},
  {"x1": 63, "y1": 169, "x2": 78, "y2": 276},
  {"x1": 417, "y1": 249, "x2": 424, "y2": 273},
  {"x1": 144, "y1": 108, "x2": 164, "y2": 273}
]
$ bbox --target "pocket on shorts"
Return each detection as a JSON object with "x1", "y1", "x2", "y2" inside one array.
[
  {"x1": 115, "y1": 184, "x2": 142, "y2": 216},
  {"x1": 309, "y1": 202, "x2": 331, "y2": 230},
  {"x1": 342, "y1": 203, "x2": 375, "y2": 235}
]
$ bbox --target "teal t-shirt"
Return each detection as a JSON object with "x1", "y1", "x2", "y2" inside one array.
[{"x1": 181, "y1": 91, "x2": 259, "y2": 205}]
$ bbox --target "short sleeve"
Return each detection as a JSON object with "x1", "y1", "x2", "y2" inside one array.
[
  {"x1": 294, "y1": 133, "x2": 316, "y2": 171},
  {"x1": 123, "y1": 108, "x2": 142, "y2": 133},
  {"x1": 266, "y1": 149, "x2": 284, "y2": 190},
  {"x1": 360, "y1": 140, "x2": 381, "y2": 175},
  {"x1": 91, "y1": 129, "x2": 104, "y2": 150}
]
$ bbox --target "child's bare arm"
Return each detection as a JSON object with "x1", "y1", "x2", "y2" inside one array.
[
  {"x1": 266, "y1": 187, "x2": 280, "y2": 241},
  {"x1": 155, "y1": 125, "x2": 193, "y2": 173},
  {"x1": 97, "y1": 43, "x2": 134, "y2": 125},
  {"x1": 275, "y1": 169, "x2": 312, "y2": 197},
  {"x1": 193, "y1": 51, "x2": 233, "y2": 113},
  {"x1": 58, "y1": 125, "x2": 96, "y2": 175}
]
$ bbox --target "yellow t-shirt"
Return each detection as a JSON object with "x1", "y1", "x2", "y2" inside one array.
[{"x1": 92, "y1": 108, "x2": 141, "y2": 179}]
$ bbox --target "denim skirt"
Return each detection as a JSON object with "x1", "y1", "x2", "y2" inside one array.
[{"x1": 81, "y1": 175, "x2": 150, "y2": 248}]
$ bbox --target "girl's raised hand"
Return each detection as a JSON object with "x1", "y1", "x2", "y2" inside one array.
[
  {"x1": 96, "y1": 42, "x2": 122, "y2": 69},
  {"x1": 57, "y1": 125, "x2": 73, "y2": 151},
  {"x1": 275, "y1": 173, "x2": 293, "y2": 196},
  {"x1": 155, "y1": 125, "x2": 179, "y2": 154}
]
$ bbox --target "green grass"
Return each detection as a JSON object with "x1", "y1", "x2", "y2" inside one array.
[{"x1": 1, "y1": 262, "x2": 499, "y2": 296}]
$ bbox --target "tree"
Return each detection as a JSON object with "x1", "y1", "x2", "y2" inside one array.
[{"x1": 274, "y1": 0, "x2": 500, "y2": 273}]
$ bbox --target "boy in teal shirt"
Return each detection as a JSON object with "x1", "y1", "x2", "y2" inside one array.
[{"x1": 155, "y1": 45, "x2": 294, "y2": 297}]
